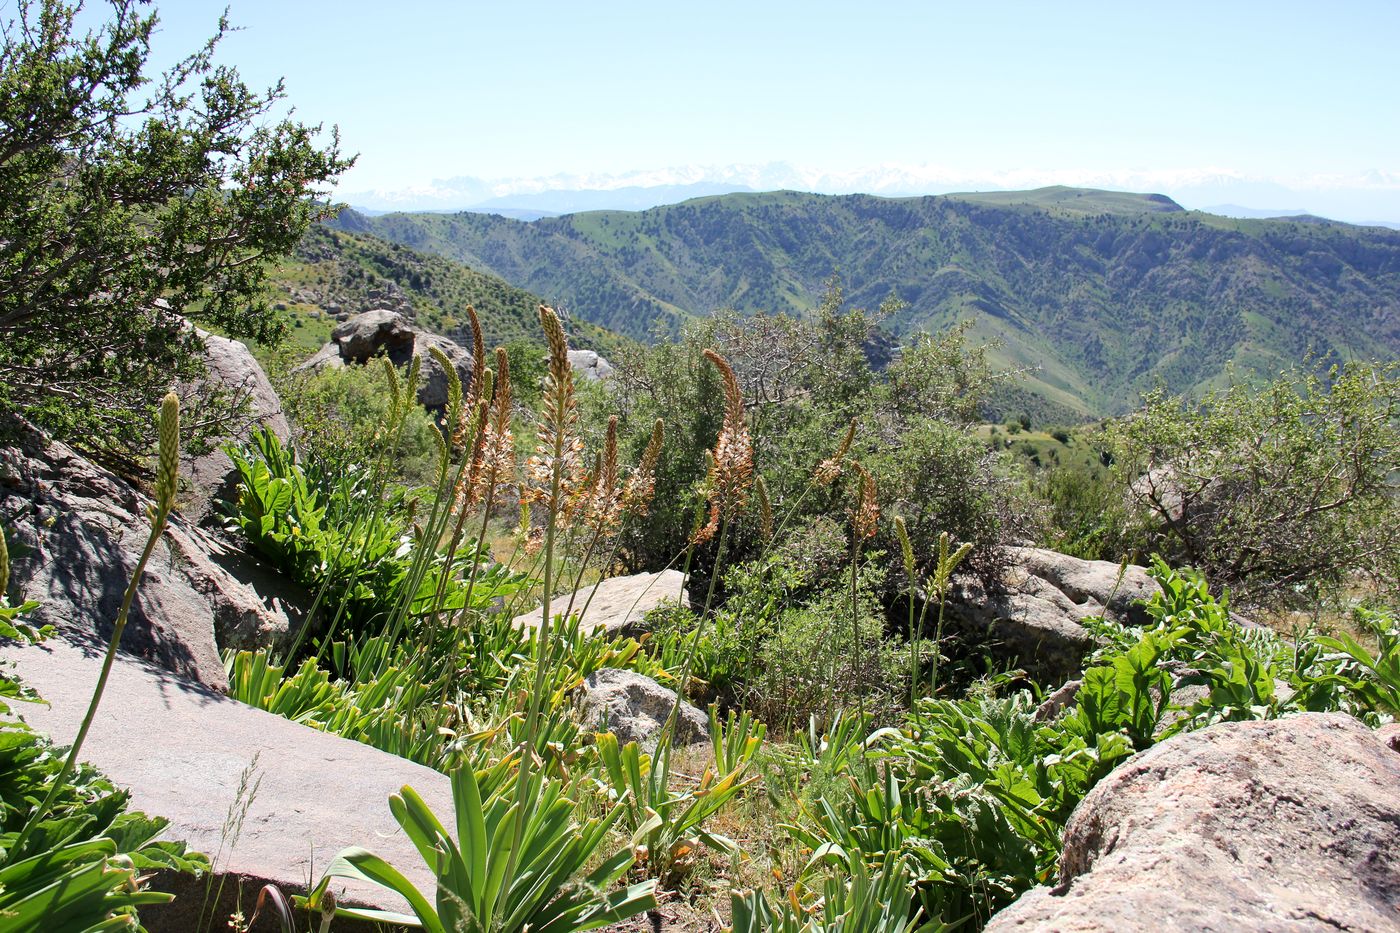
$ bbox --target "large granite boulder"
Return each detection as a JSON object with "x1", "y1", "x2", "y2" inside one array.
[
  {"x1": 1, "y1": 420, "x2": 303, "y2": 690},
  {"x1": 4, "y1": 638, "x2": 452, "y2": 932},
  {"x1": 568, "y1": 349, "x2": 614, "y2": 381},
  {"x1": 1003, "y1": 547, "x2": 1158, "y2": 627},
  {"x1": 513, "y1": 569, "x2": 689, "y2": 636},
  {"x1": 946, "y1": 547, "x2": 1161, "y2": 682},
  {"x1": 295, "y1": 309, "x2": 474, "y2": 411},
  {"x1": 183, "y1": 330, "x2": 291, "y2": 523},
  {"x1": 578, "y1": 669, "x2": 709, "y2": 749},
  {"x1": 986, "y1": 713, "x2": 1400, "y2": 932}
]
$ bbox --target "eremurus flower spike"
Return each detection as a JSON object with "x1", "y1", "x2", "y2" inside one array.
[
  {"x1": 156, "y1": 391, "x2": 180, "y2": 517},
  {"x1": 622, "y1": 418, "x2": 664, "y2": 516},
  {"x1": 464, "y1": 304, "x2": 485, "y2": 408},
  {"x1": 693, "y1": 349, "x2": 753, "y2": 544},
  {"x1": 815, "y1": 417, "x2": 857, "y2": 487}
]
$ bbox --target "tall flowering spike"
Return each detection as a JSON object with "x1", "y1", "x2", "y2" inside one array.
[
  {"x1": 894, "y1": 515, "x2": 916, "y2": 580},
  {"x1": 491, "y1": 347, "x2": 512, "y2": 434},
  {"x1": 848, "y1": 461, "x2": 879, "y2": 540},
  {"x1": 755, "y1": 475, "x2": 773, "y2": 543},
  {"x1": 156, "y1": 392, "x2": 181, "y2": 516},
  {"x1": 693, "y1": 350, "x2": 753, "y2": 544},
  {"x1": 382, "y1": 356, "x2": 402, "y2": 419},
  {"x1": 815, "y1": 418, "x2": 857, "y2": 487},
  {"x1": 526, "y1": 306, "x2": 585, "y2": 519},
  {"x1": 933, "y1": 531, "x2": 973, "y2": 597},
  {"x1": 622, "y1": 418, "x2": 664, "y2": 516},
  {"x1": 465, "y1": 305, "x2": 486, "y2": 407},
  {"x1": 456, "y1": 397, "x2": 490, "y2": 509},
  {"x1": 585, "y1": 416, "x2": 622, "y2": 532},
  {"x1": 405, "y1": 354, "x2": 422, "y2": 400},
  {"x1": 429, "y1": 344, "x2": 463, "y2": 443},
  {"x1": 477, "y1": 347, "x2": 516, "y2": 499},
  {"x1": 0, "y1": 522, "x2": 10, "y2": 601}
]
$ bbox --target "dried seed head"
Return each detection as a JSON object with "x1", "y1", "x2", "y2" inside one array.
[
  {"x1": 156, "y1": 392, "x2": 180, "y2": 516},
  {"x1": 815, "y1": 418, "x2": 857, "y2": 487},
  {"x1": 848, "y1": 462, "x2": 879, "y2": 541}
]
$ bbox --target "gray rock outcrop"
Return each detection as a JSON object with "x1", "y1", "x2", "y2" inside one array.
[
  {"x1": 578, "y1": 669, "x2": 709, "y2": 749},
  {"x1": 1, "y1": 420, "x2": 303, "y2": 690},
  {"x1": 4, "y1": 638, "x2": 451, "y2": 931},
  {"x1": 568, "y1": 349, "x2": 614, "y2": 381},
  {"x1": 183, "y1": 330, "x2": 291, "y2": 522},
  {"x1": 295, "y1": 309, "x2": 474, "y2": 411},
  {"x1": 986, "y1": 713, "x2": 1400, "y2": 932},
  {"x1": 512, "y1": 569, "x2": 689, "y2": 636},
  {"x1": 947, "y1": 547, "x2": 1160, "y2": 682}
]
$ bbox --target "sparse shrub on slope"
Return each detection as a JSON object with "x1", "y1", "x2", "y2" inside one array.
[{"x1": 1108, "y1": 360, "x2": 1400, "y2": 609}]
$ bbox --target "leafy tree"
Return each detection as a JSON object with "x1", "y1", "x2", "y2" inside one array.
[
  {"x1": 0, "y1": 0, "x2": 351, "y2": 455},
  {"x1": 1108, "y1": 361, "x2": 1400, "y2": 608}
]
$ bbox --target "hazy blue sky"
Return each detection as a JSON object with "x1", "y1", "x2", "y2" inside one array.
[{"x1": 143, "y1": 1, "x2": 1400, "y2": 218}]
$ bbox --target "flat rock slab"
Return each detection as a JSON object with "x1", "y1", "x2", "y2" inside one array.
[
  {"x1": 986, "y1": 713, "x2": 1400, "y2": 932},
  {"x1": 513, "y1": 570, "x2": 689, "y2": 636},
  {"x1": 3, "y1": 640, "x2": 451, "y2": 929}
]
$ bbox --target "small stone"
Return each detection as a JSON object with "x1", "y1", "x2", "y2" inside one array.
[{"x1": 578, "y1": 669, "x2": 709, "y2": 749}]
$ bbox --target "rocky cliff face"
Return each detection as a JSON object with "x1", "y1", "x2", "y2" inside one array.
[{"x1": 1, "y1": 419, "x2": 304, "y2": 691}]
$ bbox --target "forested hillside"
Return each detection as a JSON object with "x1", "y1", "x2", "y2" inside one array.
[
  {"x1": 270, "y1": 225, "x2": 625, "y2": 354},
  {"x1": 330, "y1": 187, "x2": 1400, "y2": 415}
]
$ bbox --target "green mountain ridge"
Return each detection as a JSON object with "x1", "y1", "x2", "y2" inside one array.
[{"x1": 327, "y1": 187, "x2": 1400, "y2": 416}]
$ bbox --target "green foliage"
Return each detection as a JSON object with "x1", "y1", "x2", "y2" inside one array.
[
  {"x1": 783, "y1": 560, "x2": 1400, "y2": 929},
  {"x1": 1108, "y1": 360, "x2": 1400, "y2": 607},
  {"x1": 0, "y1": 0, "x2": 350, "y2": 455},
  {"x1": 304, "y1": 765, "x2": 655, "y2": 933},
  {"x1": 275, "y1": 360, "x2": 442, "y2": 489},
  {"x1": 224, "y1": 427, "x2": 528, "y2": 649},
  {"x1": 1031, "y1": 464, "x2": 1135, "y2": 562},
  {"x1": 225, "y1": 428, "x2": 411, "y2": 635},
  {"x1": 591, "y1": 710, "x2": 763, "y2": 887},
  {"x1": 609, "y1": 293, "x2": 1019, "y2": 590},
  {"x1": 730, "y1": 853, "x2": 943, "y2": 933}
]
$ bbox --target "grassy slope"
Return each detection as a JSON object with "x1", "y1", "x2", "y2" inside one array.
[{"x1": 328, "y1": 188, "x2": 1400, "y2": 415}]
